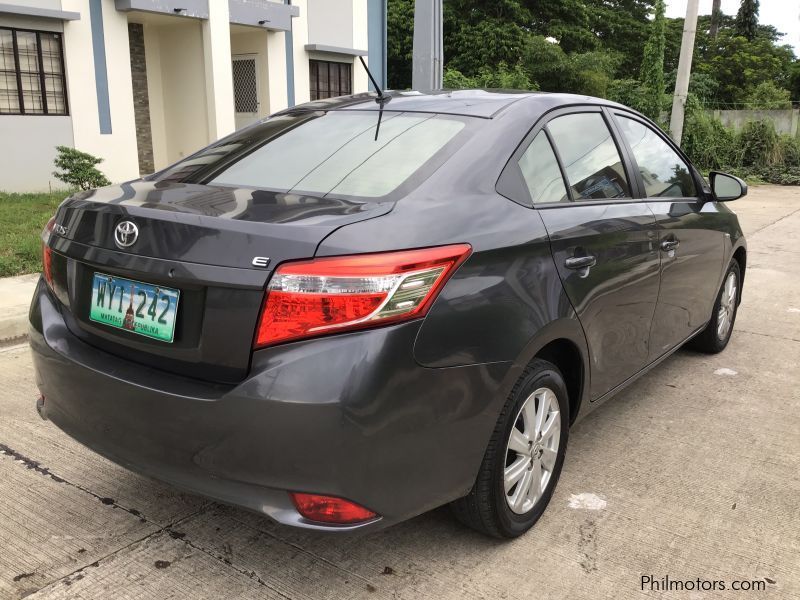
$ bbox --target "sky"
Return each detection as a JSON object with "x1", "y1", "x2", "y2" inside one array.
[{"x1": 665, "y1": 0, "x2": 800, "y2": 55}]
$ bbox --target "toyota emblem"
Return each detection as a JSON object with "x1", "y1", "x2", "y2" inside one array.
[{"x1": 114, "y1": 221, "x2": 139, "y2": 249}]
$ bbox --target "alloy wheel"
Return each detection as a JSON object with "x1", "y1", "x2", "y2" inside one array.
[
  {"x1": 717, "y1": 271, "x2": 738, "y2": 341},
  {"x1": 504, "y1": 387, "x2": 561, "y2": 515}
]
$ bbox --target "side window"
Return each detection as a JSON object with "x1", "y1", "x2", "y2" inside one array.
[
  {"x1": 547, "y1": 113, "x2": 631, "y2": 201},
  {"x1": 517, "y1": 132, "x2": 569, "y2": 204},
  {"x1": 616, "y1": 115, "x2": 697, "y2": 198}
]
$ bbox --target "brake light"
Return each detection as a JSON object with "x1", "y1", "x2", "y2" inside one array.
[
  {"x1": 42, "y1": 244, "x2": 54, "y2": 289},
  {"x1": 254, "y1": 244, "x2": 471, "y2": 348},
  {"x1": 290, "y1": 492, "x2": 377, "y2": 524}
]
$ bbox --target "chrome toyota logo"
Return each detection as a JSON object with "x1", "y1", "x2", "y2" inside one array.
[{"x1": 114, "y1": 221, "x2": 139, "y2": 248}]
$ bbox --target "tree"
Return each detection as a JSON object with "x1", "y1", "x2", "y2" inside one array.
[
  {"x1": 735, "y1": 0, "x2": 759, "y2": 41},
  {"x1": 709, "y1": 0, "x2": 723, "y2": 38},
  {"x1": 745, "y1": 81, "x2": 792, "y2": 109},
  {"x1": 52, "y1": 146, "x2": 110, "y2": 190},
  {"x1": 387, "y1": 0, "x2": 414, "y2": 89},
  {"x1": 639, "y1": 0, "x2": 667, "y2": 120}
]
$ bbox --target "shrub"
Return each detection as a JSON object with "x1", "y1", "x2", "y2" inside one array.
[
  {"x1": 52, "y1": 146, "x2": 110, "y2": 190},
  {"x1": 739, "y1": 119, "x2": 782, "y2": 168},
  {"x1": 745, "y1": 81, "x2": 792, "y2": 109},
  {"x1": 681, "y1": 96, "x2": 740, "y2": 170}
]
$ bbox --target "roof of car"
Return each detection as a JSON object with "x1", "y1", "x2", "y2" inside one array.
[{"x1": 279, "y1": 90, "x2": 625, "y2": 119}]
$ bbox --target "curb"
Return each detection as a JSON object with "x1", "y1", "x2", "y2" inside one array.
[{"x1": 0, "y1": 273, "x2": 38, "y2": 347}]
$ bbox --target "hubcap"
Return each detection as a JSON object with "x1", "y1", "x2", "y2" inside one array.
[
  {"x1": 504, "y1": 387, "x2": 561, "y2": 515},
  {"x1": 717, "y1": 271, "x2": 738, "y2": 341}
]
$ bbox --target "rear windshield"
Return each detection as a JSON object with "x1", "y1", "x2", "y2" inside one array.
[{"x1": 151, "y1": 111, "x2": 477, "y2": 200}]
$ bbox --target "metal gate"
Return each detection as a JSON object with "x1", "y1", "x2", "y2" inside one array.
[{"x1": 232, "y1": 55, "x2": 259, "y2": 129}]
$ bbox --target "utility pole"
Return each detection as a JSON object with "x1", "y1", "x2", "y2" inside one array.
[
  {"x1": 709, "y1": 0, "x2": 722, "y2": 38},
  {"x1": 412, "y1": 0, "x2": 443, "y2": 90},
  {"x1": 669, "y1": 0, "x2": 699, "y2": 145}
]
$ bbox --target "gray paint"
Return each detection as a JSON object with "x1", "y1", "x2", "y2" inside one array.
[
  {"x1": 0, "y1": 115, "x2": 74, "y2": 191},
  {"x1": 0, "y1": 3, "x2": 80, "y2": 20},
  {"x1": 89, "y1": 0, "x2": 111, "y2": 134},
  {"x1": 114, "y1": 0, "x2": 208, "y2": 19},
  {"x1": 304, "y1": 43, "x2": 366, "y2": 56},
  {"x1": 367, "y1": 0, "x2": 386, "y2": 89},
  {"x1": 284, "y1": 0, "x2": 294, "y2": 107},
  {"x1": 229, "y1": 0, "x2": 297, "y2": 31}
]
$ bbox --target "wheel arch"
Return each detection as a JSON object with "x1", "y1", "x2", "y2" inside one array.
[
  {"x1": 732, "y1": 245, "x2": 747, "y2": 303},
  {"x1": 509, "y1": 318, "x2": 590, "y2": 426}
]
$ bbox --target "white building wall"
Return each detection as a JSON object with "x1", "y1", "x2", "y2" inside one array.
[
  {"x1": 61, "y1": 0, "x2": 139, "y2": 184},
  {"x1": 0, "y1": 13, "x2": 70, "y2": 192},
  {"x1": 156, "y1": 21, "x2": 209, "y2": 164}
]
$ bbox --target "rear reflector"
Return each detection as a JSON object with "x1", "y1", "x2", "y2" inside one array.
[
  {"x1": 290, "y1": 492, "x2": 377, "y2": 524},
  {"x1": 254, "y1": 244, "x2": 471, "y2": 347}
]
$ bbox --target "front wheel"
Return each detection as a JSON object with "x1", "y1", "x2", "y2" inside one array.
[
  {"x1": 450, "y1": 359, "x2": 569, "y2": 538},
  {"x1": 689, "y1": 259, "x2": 741, "y2": 353}
]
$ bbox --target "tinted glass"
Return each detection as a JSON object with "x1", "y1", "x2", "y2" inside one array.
[
  {"x1": 154, "y1": 111, "x2": 472, "y2": 200},
  {"x1": 616, "y1": 115, "x2": 697, "y2": 198},
  {"x1": 517, "y1": 132, "x2": 569, "y2": 204},
  {"x1": 547, "y1": 113, "x2": 630, "y2": 200}
]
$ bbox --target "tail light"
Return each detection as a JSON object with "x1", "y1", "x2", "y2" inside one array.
[
  {"x1": 42, "y1": 216, "x2": 55, "y2": 288},
  {"x1": 254, "y1": 244, "x2": 471, "y2": 348},
  {"x1": 290, "y1": 492, "x2": 377, "y2": 524},
  {"x1": 42, "y1": 245, "x2": 54, "y2": 289}
]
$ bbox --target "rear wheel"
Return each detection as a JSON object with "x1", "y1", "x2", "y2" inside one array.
[
  {"x1": 689, "y1": 260, "x2": 741, "y2": 353},
  {"x1": 450, "y1": 359, "x2": 569, "y2": 538}
]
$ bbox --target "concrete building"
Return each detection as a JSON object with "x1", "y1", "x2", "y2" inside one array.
[{"x1": 0, "y1": 0, "x2": 387, "y2": 192}]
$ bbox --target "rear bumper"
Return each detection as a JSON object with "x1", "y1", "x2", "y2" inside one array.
[{"x1": 29, "y1": 279, "x2": 511, "y2": 531}]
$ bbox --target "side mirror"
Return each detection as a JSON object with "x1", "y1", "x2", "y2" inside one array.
[{"x1": 709, "y1": 171, "x2": 747, "y2": 202}]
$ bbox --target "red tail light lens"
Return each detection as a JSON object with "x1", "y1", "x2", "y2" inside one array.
[
  {"x1": 42, "y1": 244, "x2": 54, "y2": 289},
  {"x1": 290, "y1": 492, "x2": 377, "y2": 524},
  {"x1": 254, "y1": 244, "x2": 471, "y2": 348}
]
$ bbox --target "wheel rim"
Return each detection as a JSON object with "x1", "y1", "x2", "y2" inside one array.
[
  {"x1": 716, "y1": 271, "x2": 738, "y2": 341},
  {"x1": 504, "y1": 387, "x2": 561, "y2": 515}
]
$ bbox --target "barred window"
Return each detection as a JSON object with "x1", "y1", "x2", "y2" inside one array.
[
  {"x1": 309, "y1": 59, "x2": 352, "y2": 101},
  {"x1": 0, "y1": 27, "x2": 68, "y2": 115}
]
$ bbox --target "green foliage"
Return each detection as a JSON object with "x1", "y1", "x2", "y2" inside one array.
[
  {"x1": 639, "y1": 0, "x2": 667, "y2": 120},
  {"x1": 681, "y1": 99, "x2": 800, "y2": 185},
  {"x1": 745, "y1": 81, "x2": 792, "y2": 109},
  {"x1": 443, "y1": 62, "x2": 537, "y2": 91},
  {"x1": 607, "y1": 79, "x2": 650, "y2": 113},
  {"x1": 52, "y1": 146, "x2": 110, "y2": 191},
  {"x1": 739, "y1": 119, "x2": 782, "y2": 167},
  {"x1": 735, "y1": 0, "x2": 759, "y2": 41},
  {"x1": 386, "y1": 0, "x2": 413, "y2": 89},
  {"x1": 681, "y1": 97, "x2": 740, "y2": 170},
  {"x1": 0, "y1": 191, "x2": 68, "y2": 277}
]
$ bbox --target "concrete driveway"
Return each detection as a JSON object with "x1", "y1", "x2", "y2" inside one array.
[{"x1": 1, "y1": 187, "x2": 798, "y2": 599}]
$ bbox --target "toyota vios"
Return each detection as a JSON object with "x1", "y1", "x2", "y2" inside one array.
[{"x1": 30, "y1": 91, "x2": 747, "y2": 537}]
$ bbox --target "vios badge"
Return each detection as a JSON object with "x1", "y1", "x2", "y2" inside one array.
[{"x1": 114, "y1": 221, "x2": 139, "y2": 249}]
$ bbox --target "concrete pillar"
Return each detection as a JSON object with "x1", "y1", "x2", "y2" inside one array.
[
  {"x1": 353, "y1": 0, "x2": 369, "y2": 93},
  {"x1": 412, "y1": 0, "x2": 442, "y2": 90},
  {"x1": 202, "y1": 0, "x2": 236, "y2": 140},
  {"x1": 291, "y1": 0, "x2": 311, "y2": 105},
  {"x1": 266, "y1": 31, "x2": 289, "y2": 113},
  {"x1": 792, "y1": 109, "x2": 799, "y2": 138}
]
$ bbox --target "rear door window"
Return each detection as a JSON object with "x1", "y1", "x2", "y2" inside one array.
[
  {"x1": 517, "y1": 132, "x2": 569, "y2": 204},
  {"x1": 615, "y1": 115, "x2": 697, "y2": 198},
  {"x1": 546, "y1": 113, "x2": 631, "y2": 201}
]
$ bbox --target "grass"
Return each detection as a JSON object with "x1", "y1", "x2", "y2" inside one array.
[{"x1": 0, "y1": 191, "x2": 70, "y2": 277}]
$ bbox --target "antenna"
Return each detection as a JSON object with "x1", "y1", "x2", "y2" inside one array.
[{"x1": 358, "y1": 55, "x2": 384, "y2": 100}]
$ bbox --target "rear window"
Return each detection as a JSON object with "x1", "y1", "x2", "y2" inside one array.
[{"x1": 152, "y1": 111, "x2": 474, "y2": 200}]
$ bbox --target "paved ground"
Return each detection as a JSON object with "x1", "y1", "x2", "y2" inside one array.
[{"x1": 1, "y1": 186, "x2": 798, "y2": 599}]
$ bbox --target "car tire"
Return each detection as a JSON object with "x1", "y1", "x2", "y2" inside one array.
[
  {"x1": 688, "y1": 259, "x2": 741, "y2": 354},
  {"x1": 450, "y1": 359, "x2": 569, "y2": 538}
]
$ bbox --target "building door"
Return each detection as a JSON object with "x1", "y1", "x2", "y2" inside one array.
[{"x1": 232, "y1": 55, "x2": 259, "y2": 130}]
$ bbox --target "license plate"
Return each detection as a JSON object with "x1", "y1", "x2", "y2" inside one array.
[{"x1": 89, "y1": 273, "x2": 180, "y2": 343}]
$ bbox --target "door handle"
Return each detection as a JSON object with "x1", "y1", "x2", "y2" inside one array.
[
  {"x1": 565, "y1": 255, "x2": 597, "y2": 270},
  {"x1": 661, "y1": 239, "x2": 680, "y2": 252}
]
